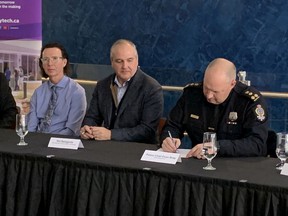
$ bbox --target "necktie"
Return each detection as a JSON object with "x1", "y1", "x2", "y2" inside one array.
[{"x1": 39, "y1": 86, "x2": 57, "y2": 132}]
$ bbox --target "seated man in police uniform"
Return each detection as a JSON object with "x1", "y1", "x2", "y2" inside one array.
[{"x1": 160, "y1": 58, "x2": 268, "y2": 158}]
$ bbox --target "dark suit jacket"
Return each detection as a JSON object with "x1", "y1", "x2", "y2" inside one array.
[
  {"x1": 0, "y1": 73, "x2": 18, "y2": 129},
  {"x1": 82, "y1": 69, "x2": 163, "y2": 144}
]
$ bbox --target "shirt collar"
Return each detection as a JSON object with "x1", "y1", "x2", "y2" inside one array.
[
  {"x1": 114, "y1": 76, "x2": 130, "y2": 87},
  {"x1": 48, "y1": 75, "x2": 69, "y2": 89}
]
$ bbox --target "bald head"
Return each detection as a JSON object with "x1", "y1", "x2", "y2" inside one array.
[
  {"x1": 205, "y1": 58, "x2": 236, "y2": 81},
  {"x1": 203, "y1": 58, "x2": 236, "y2": 104}
]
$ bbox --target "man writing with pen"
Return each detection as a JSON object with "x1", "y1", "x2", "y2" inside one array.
[{"x1": 160, "y1": 58, "x2": 268, "y2": 158}]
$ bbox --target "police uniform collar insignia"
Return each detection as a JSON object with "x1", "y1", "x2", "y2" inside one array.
[{"x1": 255, "y1": 105, "x2": 265, "y2": 121}]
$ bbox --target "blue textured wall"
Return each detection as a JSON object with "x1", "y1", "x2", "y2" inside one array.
[{"x1": 43, "y1": 0, "x2": 288, "y2": 132}]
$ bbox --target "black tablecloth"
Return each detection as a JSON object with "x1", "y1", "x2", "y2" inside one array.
[{"x1": 0, "y1": 129, "x2": 287, "y2": 216}]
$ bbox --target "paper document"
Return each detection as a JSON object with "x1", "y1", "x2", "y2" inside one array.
[
  {"x1": 157, "y1": 148, "x2": 190, "y2": 158},
  {"x1": 280, "y1": 163, "x2": 288, "y2": 176}
]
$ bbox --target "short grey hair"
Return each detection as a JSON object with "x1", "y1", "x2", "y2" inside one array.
[{"x1": 110, "y1": 39, "x2": 138, "y2": 60}]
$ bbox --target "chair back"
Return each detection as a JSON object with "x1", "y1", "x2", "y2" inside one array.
[
  {"x1": 157, "y1": 117, "x2": 167, "y2": 144},
  {"x1": 267, "y1": 130, "x2": 277, "y2": 158}
]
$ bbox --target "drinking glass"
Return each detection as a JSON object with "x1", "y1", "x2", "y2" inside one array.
[
  {"x1": 15, "y1": 114, "x2": 28, "y2": 146},
  {"x1": 202, "y1": 132, "x2": 218, "y2": 170},
  {"x1": 275, "y1": 132, "x2": 288, "y2": 170}
]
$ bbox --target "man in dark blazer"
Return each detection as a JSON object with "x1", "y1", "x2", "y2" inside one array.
[
  {"x1": 81, "y1": 39, "x2": 163, "y2": 144},
  {"x1": 0, "y1": 72, "x2": 18, "y2": 129}
]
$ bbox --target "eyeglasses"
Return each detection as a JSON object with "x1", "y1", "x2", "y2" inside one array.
[{"x1": 40, "y1": 56, "x2": 64, "y2": 64}]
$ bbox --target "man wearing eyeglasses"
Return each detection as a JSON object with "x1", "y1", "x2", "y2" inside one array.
[
  {"x1": 28, "y1": 43, "x2": 87, "y2": 136},
  {"x1": 80, "y1": 39, "x2": 163, "y2": 144}
]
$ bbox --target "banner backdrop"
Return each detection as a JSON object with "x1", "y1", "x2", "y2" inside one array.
[
  {"x1": 0, "y1": 0, "x2": 41, "y2": 40},
  {"x1": 0, "y1": 0, "x2": 42, "y2": 113}
]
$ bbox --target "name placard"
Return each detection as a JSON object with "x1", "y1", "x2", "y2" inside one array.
[
  {"x1": 141, "y1": 150, "x2": 181, "y2": 164},
  {"x1": 48, "y1": 137, "x2": 84, "y2": 150},
  {"x1": 280, "y1": 163, "x2": 288, "y2": 176},
  {"x1": 157, "y1": 148, "x2": 190, "y2": 158}
]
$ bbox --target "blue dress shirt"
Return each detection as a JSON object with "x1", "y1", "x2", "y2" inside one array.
[
  {"x1": 114, "y1": 76, "x2": 129, "y2": 105},
  {"x1": 28, "y1": 76, "x2": 87, "y2": 136}
]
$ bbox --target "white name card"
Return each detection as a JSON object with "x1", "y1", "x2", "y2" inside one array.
[
  {"x1": 141, "y1": 150, "x2": 181, "y2": 164},
  {"x1": 280, "y1": 163, "x2": 288, "y2": 176},
  {"x1": 157, "y1": 148, "x2": 190, "y2": 158},
  {"x1": 48, "y1": 137, "x2": 84, "y2": 150}
]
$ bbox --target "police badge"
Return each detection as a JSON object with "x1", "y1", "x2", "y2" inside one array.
[{"x1": 227, "y1": 112, "x2": 238, "y2": 124}]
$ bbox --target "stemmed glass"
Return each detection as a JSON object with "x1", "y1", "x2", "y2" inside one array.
[
  {"x1": 202, "y1": 132, "x2": 218, "y2": 170},
  {"x1": 15, "y1": 114, "x2": 28, "y2": 146},
  {"x1": 275, "y1": 132, "x2": 288, "y2": 170}
]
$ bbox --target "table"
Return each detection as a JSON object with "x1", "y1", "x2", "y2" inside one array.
[{"x1": 0, "y1": 129, "x2": 287, "y2": 216}]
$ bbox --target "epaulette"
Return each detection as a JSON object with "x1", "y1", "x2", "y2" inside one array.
[
  {"x1": 184, "y1": 82, "x2": 202, "y2": 89},
  {"x1": 243, "y1": 89, "x2": 260, "y2": 102},
  {"x1": 235, "y1": 82, "x2": 261, "y2": 102}
]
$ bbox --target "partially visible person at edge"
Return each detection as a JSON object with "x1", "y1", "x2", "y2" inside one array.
[
  {"x1": 160, "y1": 58, "x2": 268, "y2": 158},
  {"x1": 28, "y1": 43, "x2": 87, "y2": 136},
  {"x1": 21, "y1": 99, "x2": 30, "y2": 115},
  {"x1": 4, "y1": 66, "x2": 11, "y2": 83},
  {"x1": 14, "y1": 68, "x2": 20, "y2": 91},
  {"x1": 0, "y1": 72, "x2": 18, "y2": 128},
  {"x1": 80, "y1": 39, "x2": 163, "y2": 144}
]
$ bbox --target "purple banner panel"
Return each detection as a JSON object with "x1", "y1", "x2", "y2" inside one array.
[{"x1": 0, "y1": 0, "x2": 42, "y2": 40}]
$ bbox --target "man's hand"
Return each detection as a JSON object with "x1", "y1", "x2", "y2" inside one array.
[
  {"x1": 186, "y1": 143, "x2": 205, "y2": 159},
  {"x1": 161, "y1": 137, "x2": 181, "y2": 153},
  {"x1": 80, "y1": 125, "x2": 94, "y2": 139},
  {"x1": 91, "y1": 126, "x2": 111, "y2": 140}
]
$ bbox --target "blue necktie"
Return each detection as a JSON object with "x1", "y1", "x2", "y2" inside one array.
[{"x1": 39, "y1": 86, "x2": 57, "y2": 132}]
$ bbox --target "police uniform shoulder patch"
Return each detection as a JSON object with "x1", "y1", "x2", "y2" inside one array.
[
  {"x1": 255, "y1": 104, "x2": 265, "y2": 121},
  {"x1": 184, "y1": 82, "x2": 202, "y2": 89}
]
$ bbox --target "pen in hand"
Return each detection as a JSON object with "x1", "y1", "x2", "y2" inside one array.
[{"x1": 168, "y1": 130, "x2": 178, "y2": 153}]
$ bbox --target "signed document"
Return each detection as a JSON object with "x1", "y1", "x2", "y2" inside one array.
[{"x1": 157, "y1": 148, "x2": 190, "y2": 158}]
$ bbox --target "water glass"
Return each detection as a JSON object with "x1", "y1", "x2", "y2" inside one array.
[
  {"x1": 15, "y1": 114, "x2": 28, "y2": 146},
  {"x1": 202, "y1": 132, "x2": 218, "y2": 170}
]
